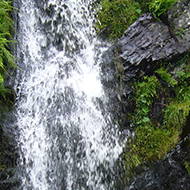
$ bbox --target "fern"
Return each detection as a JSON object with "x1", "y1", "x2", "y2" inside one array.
[
  {"x1": 155, "y1": 67, "x2": 178, "y2": 87},
  {"x1": 149, "y1": 0, "x2": 177, "y2": 17},
  {"x1": 130, "y1": 75, "x2": 159, "y2": 129},
  {"x1": 0, "y1": 0, "x2": 14, "y2": 34},
  {"x1": 0, "y1": 34, "x2": 16, "y2": 68},
  {"x1": 0, "y1": 0, "x2": 16, "y2": 100},
  {"x1": 135, "y1": 75, "x2": 158, "y2": 107},
  {"x1": 163, "y1": 56, "x2": 190, "y2": 129},
  {"x1": 164, "y1": 100, "x2": 190, "y2": 129}
]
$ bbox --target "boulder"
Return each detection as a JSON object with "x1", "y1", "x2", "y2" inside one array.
[{"x1": 119, "y1": 11, "x2": 189, "y2": 65}]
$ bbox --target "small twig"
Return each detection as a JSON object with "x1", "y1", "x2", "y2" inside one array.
[{"x1": 155, "y1": 102, "x2": 169, "y2": 106}]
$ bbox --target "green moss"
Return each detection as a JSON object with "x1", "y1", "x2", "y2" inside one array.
[
  {"x1": 149, "y1": 0, "x2": 177, "y2": 18},
  {"x1": 95, "y1": 0, "x2": 177, "y2": 40},
  {"x1": 155, "y1": 67, "x2": 178, "y2": 87},
  {"x1": 123, "y1": 54, "x2": 190, "y2": 177},
  {"x1": 184, "y1": 161, "x2": 190, "y2": 176},
  {"x1": 124, "y1": 126, "x2": 179, "y2": 169},
  {"x1": 95, "y1": 0, "x2": 142, "y2": 40}
]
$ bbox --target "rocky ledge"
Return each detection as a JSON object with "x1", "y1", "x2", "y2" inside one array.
[
  {"x1": 118, "y1": 0, "x2": 190, "y2": 80},
  {"x1": 126, "y1": 137, "x2": 190, "y2": 190},
  {"x1": 102, "y1": 0, "x2": 190, "y2": 124},
  {"x1": 125, "y1": 113, "x2": 190, "y2": 190},
  {"x1": 101, "y1": 0, "x2": 190, "y2": 189}
]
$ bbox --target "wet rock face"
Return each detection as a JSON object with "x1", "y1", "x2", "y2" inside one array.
[
  {"x1": 125, "y1": 135, "x2": 190, "y2": 190},
  {"x1": 101, "y1": 0, "x2": 190, "y2": 129},
  {"x1": 101, "y1": 1, "x2": 190, "y2": 188},
  {"x1": 120, "y1": 13, "x2": 184, "y2": 65},
  {"x1": 0, "y1": 90, "x2": 19, "y2": 189},
  {"x1": 0, "y1": 124, "x2": 19, "y2": 189},
  {"x1": 116, "y1": 0, "x2": 190, "y2": 81}
]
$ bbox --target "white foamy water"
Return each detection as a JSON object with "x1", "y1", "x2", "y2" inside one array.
[{"x1": 14, "y1": 0, "x2": 122, "y2": 189}]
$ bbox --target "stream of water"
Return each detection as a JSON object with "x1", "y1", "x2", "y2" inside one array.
[{"x1": 13, "y1": 0, "x2": 122, "y2": 189}]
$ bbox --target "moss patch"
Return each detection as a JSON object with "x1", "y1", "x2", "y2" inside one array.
[
  {"x1": 95, "y1": 0, "x2": 177, "y2": 40},
  {"x1": 122, "y1": 53, "x2": 190, "y2": 179},
  {"x1": 95, "y1": 0, "x2": 142, "y2": 40}
]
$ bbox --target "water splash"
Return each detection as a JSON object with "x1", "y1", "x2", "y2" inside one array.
[{"x1": 14, "y1": 0, "x2": 122, "y2": 189}]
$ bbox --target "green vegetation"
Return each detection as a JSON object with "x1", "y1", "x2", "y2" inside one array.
[
  {"x1": 0, "y1": 0, "x2": 16, "y2": 100},
  {"x1": 124, "y1": 75, "x2": 178, "y2": 170},
  {"x1": 0, "y1": 0, "x2": 16, "y2": 174},
  {"x1": 0, "y1": 1, "x2": 16, "y2": 184},
  {"x1": 123, "y1": 54, "x2": 190, "y2": 176},
  {"x1": 175, "y1": 28, "x2": 185, "y2": 38},
  {"x1": 95, "y1": 0, "x2": 177, "y2": 40},
  {"x1": 149, "y1": 0, "x2": 177, "y2": 18},
  {"x1": 96, "y1": 0, "x2": 142, "y2": 40},
  {"x1": 184, "y1": 161, "x2": 190, "y2": 176}
]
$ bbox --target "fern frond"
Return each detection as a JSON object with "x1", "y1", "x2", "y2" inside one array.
[
  {"x1": 155, "y1": 67, "x2": 178, "y2": 87},
  {"x1": 164, "y1": 100, "x2": 190, "y2": 129},
  {"x1": 0, "y1": 0, "x2": 17, "y2": 99}
]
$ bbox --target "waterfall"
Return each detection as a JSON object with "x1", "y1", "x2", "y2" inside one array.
[{"x1": 13, "y1": 0, "x2": 122, "y2": 189}]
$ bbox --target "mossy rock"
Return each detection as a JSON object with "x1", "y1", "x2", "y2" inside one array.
[
  {"x1": 4, "y1": 85, "x2": 16, "y2": 104},
  {"x1": 0, "y1": 85, "x2": 16, "y2": 113}
]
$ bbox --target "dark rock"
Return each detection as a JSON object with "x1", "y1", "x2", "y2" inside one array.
[
  {"x1": 0, "y1": 123, "x2": 19, "y2": 190},
  {"x1": 181, "y1": 111, "x2": 190, "y2": 139},
  {"x1": 5, "y1": 85, "x2": 16, "y2": 104},
  {"x1": 100, "y1": 1, "x2": 190, "y2": 189},
  {"x1": 118, "y1": 5, "x2": 190, "y2": 66},
  {"x1": 103, "y1": 0, "x2": 190, "y2": 81},
  {"x1": 125, "y1": 135, "x2": 190, "y2": 190},
  {"x1": 0, "y1": 86, "x2": 18, "y2": 189},
  {"x1": 101, "y1": 0, "x2": 190, "y2": 131},
  {"x1": 124, "y1": 93, "x2": 190, "y2": 190}
]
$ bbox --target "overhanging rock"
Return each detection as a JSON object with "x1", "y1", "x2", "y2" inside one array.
[
  {"x1": 120, "y1": 7, "x2": 190, "y2": 64},
  {"x1": 112, "y1": 1, "x2": 190, "y2": 81},
  {"x1": 101, "y1": 1, "x2": 190, "y2": 92},
  {"x1": 100, "y1": 0, "x2": 190, "y2": 129},
  {"x1": 119, "y1": 13, "x2": 189, "y2": 66}
]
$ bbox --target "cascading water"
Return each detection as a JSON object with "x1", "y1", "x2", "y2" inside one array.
[{"x1": 13, "y1": 0, "x2": 122, "y2": 189}]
